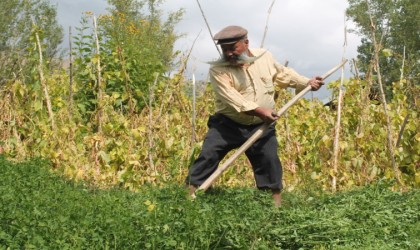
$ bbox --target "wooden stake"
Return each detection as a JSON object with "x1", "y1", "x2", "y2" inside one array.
[
  {"x1": 33, "y1": 18, "x2": 56, "y2": 131},
  {"x1": 396, "y1": 46, "x2": 409, "y2": 148},
  {"x1": 69, "y1": 26, "x2": 74, "y2": 120},
  {"x1": 367, "y1": 3, "x2": 401, "y2": 185},
  {"x1": 260, "y1": 0, "x2": 276, "y2": 48},
  {"x1": 331, "y1": 13, "x2": 348, "y2": 192},
  {"x1": 93, "y1": 15, "x2": 103, "y2": 133},
  {"x1": 191, "y1": 74, "x2": 196, "y2": 146},
  {"x1": 148, "y1": 74, "x2": 159, "y2": 176},
  {"x1": 195, "y1": 0, "x2": 221, "y2": 56}
]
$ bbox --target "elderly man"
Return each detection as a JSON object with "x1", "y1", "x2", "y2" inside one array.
[{"x1": 185, "y1": 25, "x2": 323, "y2": 206}]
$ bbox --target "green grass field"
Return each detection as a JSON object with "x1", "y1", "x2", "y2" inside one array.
[{"x1": 0, "y1": 156, "x2": 419, "y2": 249}]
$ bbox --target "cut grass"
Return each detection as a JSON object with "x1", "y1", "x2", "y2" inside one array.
[{"x1": 0, "y1": 156, "x2": 419, "y2": 249}]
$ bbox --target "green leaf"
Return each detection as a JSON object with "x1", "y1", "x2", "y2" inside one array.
[
  {"x1": 98, "y1": 151, "x2": 111, "y2": 164},
  {"x1": 34, "y1": 100, "x2": 43, "y2": 111},
  {"x1": 382, "y1": 48, "x2": 393, "y2": 57}
]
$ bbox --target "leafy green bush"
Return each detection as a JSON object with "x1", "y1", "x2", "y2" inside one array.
[{"x1": 1, "y1": 157, "x2": 419, "y2": 249}]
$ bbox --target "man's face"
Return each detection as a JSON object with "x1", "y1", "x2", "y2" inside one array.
[{"x1": 221, "y1": 39, "x2": 249, "y2": 65}]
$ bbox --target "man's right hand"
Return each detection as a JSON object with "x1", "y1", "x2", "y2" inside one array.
[{"x1": 308, "y1": 76, "x2": 324, "y2": 90}]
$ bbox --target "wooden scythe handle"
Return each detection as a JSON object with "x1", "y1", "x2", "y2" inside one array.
[{"x1": 197, "y1": 60, "x2": 348, "y2": 192}]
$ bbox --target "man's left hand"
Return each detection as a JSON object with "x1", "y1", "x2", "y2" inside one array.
[
  {"x1": 308, "y1": 77, "x2": 324, "y2": 91},
  {"x1": 244, "y1": 107, "x2": 279, "y2": 124}
]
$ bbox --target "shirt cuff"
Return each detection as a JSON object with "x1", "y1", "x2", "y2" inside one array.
[{"x1": 295, "y1": 75, "x2": 311, "y2": 93}]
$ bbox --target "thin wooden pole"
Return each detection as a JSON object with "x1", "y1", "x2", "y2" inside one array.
[
  {"x1": 148, "y1": 74, "x2": 159, "y2": 176},
  {"x1": 283, "y1": 61, "x2": 292, "y2": 152},
  {"x1": 33, "y1": 18, "x2": 56, "y2": 131},
  {"x1": 367, "y1": 2, "x2": 401, "y2": 185},
  {"x1": 331, "y1": 14, "x2": 348, "y2": 192},
  {"x1": 93, "y1": 15, "x2": 103, "y2": 133},
  {"x1": 400, "y1": 46, "x2": 406, "y2": 80},
  {"x1": 195, "y1": 0, "x2": 221, "y2": 56},
  {"x1": 191, "y1": 74, "x2": 196, "y2": 146},
  {"x1": 197, "y1": 60, "x2": 348, "y2": 192},
  {"x1": 260, "y1": 0, "x2": 276, "y2": 48},
  {"x1": 69, "y1": 26, "x2": 74, "y2": 119},
  {"x1": 396, "y1": 46, "x2": 408, "y2": 148}
]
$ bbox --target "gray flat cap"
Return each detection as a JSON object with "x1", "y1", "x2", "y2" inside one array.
[{"x1": 213, "y1": 25, "x2": 248, "y2": 45}]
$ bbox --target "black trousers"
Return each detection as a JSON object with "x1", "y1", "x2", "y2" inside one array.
[{"x1": 186, "y1": 114, "x2": 283, "y2": 190}]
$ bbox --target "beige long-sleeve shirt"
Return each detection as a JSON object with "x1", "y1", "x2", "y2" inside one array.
[{"x1": 209, "y1": 48, "x2": 310, "y2": 125}]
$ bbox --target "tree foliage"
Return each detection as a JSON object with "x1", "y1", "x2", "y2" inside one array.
[
  {"x1": 346, "y1": 0, "x2": 419, "y2": 98},
  {"x1": 0, "y1": 0, "x2": 63, "y2": 83},
  {"x1": 72, "y1": 0, "x2": 183, "y2": 118}
]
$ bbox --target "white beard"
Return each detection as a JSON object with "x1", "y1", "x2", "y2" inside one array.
[{"x1": 206, "y1": 51, "x2": 266, "y2": 66}]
